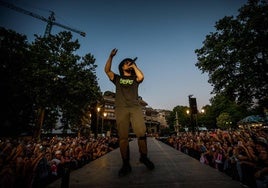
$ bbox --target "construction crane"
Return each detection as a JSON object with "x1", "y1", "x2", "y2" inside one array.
[{"x1": 0, "y1": 0, "x2": 86, "y2": 37}]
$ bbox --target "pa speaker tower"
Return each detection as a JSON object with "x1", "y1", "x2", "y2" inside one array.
[{"x1": 189, "y1": 97, "x2": 197, "y2": 114}]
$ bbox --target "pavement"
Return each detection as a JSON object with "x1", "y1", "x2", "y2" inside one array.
[{"x1": 47, "y1": 137, "x2": 242, "y2": 188}]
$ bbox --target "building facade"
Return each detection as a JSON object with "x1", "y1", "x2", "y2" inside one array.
[{"x1": 100, "y1": 91, "x2": 168, "y2": 136}]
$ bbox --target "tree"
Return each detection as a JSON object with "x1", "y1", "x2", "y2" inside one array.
[
  {"x1": 0, "y1": 28, "x2": 101, "y2": 137},
  {"x1": 0, "y1": 27, "x2": 34, "y2": 136},
  {"x1": 216, "y1": 112, "x2": 233, "y2": 130},
  {"x1": 195, "y1": 0, "x2": 268, "y2": 110},
  {"x1": 201, "y1": 94, "x2": 245, "y2": 129},
  {"x1": 167, "y1": 105, "x2": 191, "y2": 132},
  {"x1": 195, "y1": 105, "x2": 209, "y2": 127},
  {"x1": 28, "y1": 32, "x2": 102, "y2": 139}
]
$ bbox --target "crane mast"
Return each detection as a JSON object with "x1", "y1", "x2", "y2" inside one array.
[{"x1": 0, "y1": 0, "x2": 86, "y2": 37}]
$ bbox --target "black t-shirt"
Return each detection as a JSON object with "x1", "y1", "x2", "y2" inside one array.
[{"x1": 111, "y1": 74, "x2": 141, "y2": 107}]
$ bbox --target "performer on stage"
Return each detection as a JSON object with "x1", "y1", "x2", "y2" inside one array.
[{"x1": 104, "y1": 48, "x2": 155, "y2": 177}]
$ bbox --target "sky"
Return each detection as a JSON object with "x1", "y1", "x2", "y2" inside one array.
[{"x1": 0, "y1": 0, "x2": 248, "y2": 110}]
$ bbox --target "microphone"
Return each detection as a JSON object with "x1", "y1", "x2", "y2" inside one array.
[{"x1": 133, "y1": 57, "x2": 138, "y2": 62}]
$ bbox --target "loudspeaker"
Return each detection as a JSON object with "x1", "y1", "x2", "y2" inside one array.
[{"x1": 189, "y1": 97, "x2": 197, "y2": 114}]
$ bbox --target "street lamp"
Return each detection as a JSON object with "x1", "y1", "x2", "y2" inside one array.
[
  {"x1": 97, "y1": 107, "x2": 100, "y2": 135},
  {"x1": 186, "y1": 109, "x2": 190, "y2": 115},
  {"x1": 196, "y1": 108, "x2": 206, "y2": 130},
  {"x1": 101, "y1": 112, "x2": 107, "y2": 135},
  {"x1": 185, "y1": 109, "x2": 190, "y2": 131}
]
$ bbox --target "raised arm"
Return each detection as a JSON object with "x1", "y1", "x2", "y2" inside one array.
[{"x1": 104, "y1": 48, "x2": 117, "y2": 80}]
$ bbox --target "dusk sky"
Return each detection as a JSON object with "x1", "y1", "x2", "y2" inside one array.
[{"x1": 0, "y1": 0, "x2": 248, "y2": 110}]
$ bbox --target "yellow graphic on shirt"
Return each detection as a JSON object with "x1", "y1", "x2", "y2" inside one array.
[{"x1": 120, "y1": 78, "x2": 133, "y2": 85}]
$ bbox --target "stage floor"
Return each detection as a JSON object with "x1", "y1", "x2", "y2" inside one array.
[{"x1": 47, "y1": 137, "x2": 241, "y2": 188}]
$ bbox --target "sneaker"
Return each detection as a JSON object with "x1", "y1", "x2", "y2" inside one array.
[
  {"x1": 140, "y1": 157, "x2": 155, "y2": 170},
  {"x1": 118, "y1": 163, "x2": 132, "y2": 177}
]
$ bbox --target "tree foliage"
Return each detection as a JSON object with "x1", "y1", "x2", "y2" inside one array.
[
  {"x1": 216, "y1": 112, "x2": 233, "y2": 129},
  {"x1": 195, "y1": 0, "x2": 268, "y2": 109},
  {"x1": 167, "y1": 105, "x2": 191, "y2": 130},
  {"x1": 200, "y1": 94, "x2": 246, "y2": 129},
  {"x1": 0, "y1": 28, "x2": 34, "y2": 135},
  {"x1": 0, "y1": 28, "x2": 101, "y2": 137}
]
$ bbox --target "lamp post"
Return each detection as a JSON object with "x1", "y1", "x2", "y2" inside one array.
[
  {"x1": 197, "y1": 108, "x2": 205, "y2": 129},
  {"x1": 101, "y1": 112, "x2": 107, "y2": 135},
  {"x1": 97, "y1": 107, "x2": 100, "y2": 136},
  {"x1": 89, "y1": 113, "x2": 92, "y2": 136},
  {"x1": 186, "y1": 109, "x2": 190, "y2": 131}
]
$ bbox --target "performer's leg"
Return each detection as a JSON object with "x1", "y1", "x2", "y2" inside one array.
[
  {"x1": 131, "y1": 107, "x2": 155, "y2": 170},
  {"x1": 115, "y1": 107, "x2": 132, "y2": 176}
]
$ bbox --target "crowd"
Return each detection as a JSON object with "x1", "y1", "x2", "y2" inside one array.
[
  {"x1": 158, "y1": 128, "x2": 268, "y2": 188},
  {"x1": 0, "y1": 135, "x2": 119, "y2": 188},
  {"x1": 1, "y1": 128, "x2": 267, "y2": 188}
]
